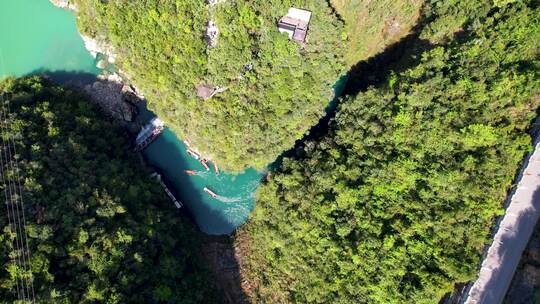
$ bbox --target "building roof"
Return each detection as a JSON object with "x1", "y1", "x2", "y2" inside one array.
[
  {"x1": 196, "y1": 84, "x2": 216, "y2": 100},
  {"x1": 287, "y1": 8, "x2": 311, "y2": 23},
  {"x1": 277, "y1": 8, "x2": 312, "y2": 43}
]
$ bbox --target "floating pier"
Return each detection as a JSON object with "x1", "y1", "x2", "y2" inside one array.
[
  {"x1": 151, "y1": 172, "x2": 183, "y2": 208},
  {"x1": 135, "y1": 118, "x2": 165, "y2": 151}
]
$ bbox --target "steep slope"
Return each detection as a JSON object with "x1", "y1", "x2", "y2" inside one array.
[
  {"x1": 74, "y1": 0, "x2": 347, "y2": 171},
  {"x1": 330, "y1": 0, "x2": 424, "y2": 65},
  {"x1": 0, "y1": 77, "x2": 217, "y2": 303},
  {"x1": 238, "y1": 2, "x2": 540, "y2": 303}
]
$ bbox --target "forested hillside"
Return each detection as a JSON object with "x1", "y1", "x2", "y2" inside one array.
[
  {"x1": 73, "y1": 0, "x2": 347, "y2": 171},
  {"x1": 0, "y1": 77, "x2": 216, "y2": 303},
  {"x1": 330, "y1": 0, "x2": 423, "y2": 65},
  {"x1": 239, "y1": 1, "x2": 540, "y2": 303}
]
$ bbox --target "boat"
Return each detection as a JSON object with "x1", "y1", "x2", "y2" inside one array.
[
  {"x1": 183, "y1": 139, "x2": 191, "y2": 147},
  {"x1": 135, "y1": 118, "x2": 165, "y2": 151},
  {"x1": 204, "y1": 187, "x2": 218, "y2": 198},
  {"x1": 200, "y1": 158, "x2": 210, "y2": 171},
  {"x1": 184, "y1": 170, "x2": 197, "y2": 175},
  {"x1": 213, "y1": 161, "x2": 219, "y2": 175},
  {"x1": 186, "y1": 148, "x2": 200, "y2": 160}
]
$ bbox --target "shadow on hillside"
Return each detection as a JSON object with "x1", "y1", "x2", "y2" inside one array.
[
  {"x1": 504, "y1": 219, "x2": 540, "y2": 304},
  {"x1": 26, "y1": 68, "x2": 99, "y2": 87},
  {"x1": 271, "y1": 17, "x2": 433, "y2": 170},
  {"x1": 445, "y1": 135, "x2": 540, "y2": 304},
  {"x1": 19, "y1": 70, "x2": 245, "y2": 303},
  {"x1": 141, "y1": 134, "x2": 247, "y2": 303}
]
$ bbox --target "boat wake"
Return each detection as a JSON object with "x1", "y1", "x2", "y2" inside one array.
[
  {"x1": 215, "y1": 195, "x2": 243, "y2": 203},
  {"x1": 194, "y1": 171, "x2": 211, "y2": 178},
  {"x1": 222, "y1": 203, "x2": 252, "y2": 224}
]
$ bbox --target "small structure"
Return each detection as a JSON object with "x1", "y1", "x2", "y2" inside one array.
[
  {"x1": 135, "y1": 117, "x2": 164, "y2": 151},
  {"x1": 205, "y1": 21, "x2": 219, "y2": 47},
  {"x1": 277, "y1": 8, "x2": 312, "y2": 43},
  {"x1": 150, "y1": 173, "x2": 183, "y2": 208},
  {"x1": 196, "y1": 84, "x2": 227, "y2": 100}
]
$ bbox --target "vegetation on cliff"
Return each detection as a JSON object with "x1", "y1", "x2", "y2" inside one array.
[
  {"x1": 330, "y1": 0, "x2": 424, "y2": 65},
  {"x1": 0, "y1": 77, "x2": 216, "y2": 303},
  {"x1": 239, "y1": 2, "x2": 540, "y2": 303},
  {"x1": 73, "y1": 0, "x2": 347, "y2": 171}
]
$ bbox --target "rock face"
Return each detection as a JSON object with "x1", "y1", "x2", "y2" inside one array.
[
  {"x1": 202, "y1": 241, "x2": 246, "y2": 304},
  {"x1": 80, "y1": 34, "x2": 117, "y2": 64},
  {"x1": 83, "y1": 73, "x2": 140, "y2": 123},
  {"x1": 505, "y1": 223, "x2": 540, "y2": 303},
  {"x1": 51, "y1": 0, "x2": 144, "y2": 127},
  {"x1": 49, "y1": 0, "x2": 76, "y2": 10}
]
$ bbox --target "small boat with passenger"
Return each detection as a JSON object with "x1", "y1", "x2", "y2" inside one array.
[{"x1": 204, "y1": 187, "x2": 218, "y2": 198}]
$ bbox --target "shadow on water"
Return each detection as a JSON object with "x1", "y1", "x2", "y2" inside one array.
[
  {"x1": 144, "y1": 133, "x2": 245, "y2": 233},
  {"x1": 271, "y1": 26, "x2": 433, "y2": 171},
  {"x1": 14, "y1": 70, "x2": 248, "y2": 303},
  {"x1": 143, "y1": 130, "x2": 248, "y2": 303},
  {"x1": 24, "y1": 68, "x2": 99, "y2": 87}
]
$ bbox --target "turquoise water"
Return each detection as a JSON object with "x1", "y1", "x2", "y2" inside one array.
[
  {"x1": 143, "y1": 129, "x2": 262, "y2": 235},
  {"x1": 0, "y1": 0, "x2": 346, "y2": 235},
  {"x1": 0, "y1": 0, "x2": 99, "y2": 78},
  {"x1": 0, "y1": 0, "x2": 262, "y2": 235}
]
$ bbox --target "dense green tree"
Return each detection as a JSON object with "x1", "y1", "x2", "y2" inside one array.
[
  {"x1": 0, "y1": 77, "x2": 217, "y2": 303},
  {"x1": 239, "y1": 2, "x2": 540, "y2": 303},
  {"x1": 330, "y1": 0, "x2": 424, "y2": 65},
  {"x1": 74, "y1": 0, "x2": 347, "y2": 171}
]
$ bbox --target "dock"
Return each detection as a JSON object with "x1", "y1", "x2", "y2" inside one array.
[
  {"x1": 151, "y1": 172, "x2": 183, "y2": 208},
  {"x1": 135, "y1": 117, "x2": 164, "y2": 151}
]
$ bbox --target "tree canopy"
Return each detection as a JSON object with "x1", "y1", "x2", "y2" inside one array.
[
  {"x1": 74, "y1": 0, "x2": 347, "y2": 171},
  {"x1": 239, "y1": 2, "x2": 540, "y2": 303},
  {"x1": 330, "y1": 0, "x2": 424, "y2": 65},
  {"x1": 0, "y1": 77, "x2": 217, "y2": 303}
]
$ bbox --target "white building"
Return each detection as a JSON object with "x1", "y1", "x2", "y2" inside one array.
[{"x1": 277, "y1": 8, "x2": 312, "y2": 43}]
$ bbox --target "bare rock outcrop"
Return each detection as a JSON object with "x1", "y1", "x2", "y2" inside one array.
[
  {"x1": 83, "y1": 73, "x2": 139, "y2": 123},
  {"x1": 80, "y1": 34, "x2": 117, "y2": 65},
  {"x1": 49, "y1": 0, "x2": 76, "y2": 11}
]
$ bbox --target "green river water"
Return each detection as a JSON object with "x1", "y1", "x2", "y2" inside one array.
[
  {"x1": 0, "y1": 0, "x2": 344, "y2": 235},
  {"x1": 0, "y1": 0, "x2": 262, "y2": 235}
]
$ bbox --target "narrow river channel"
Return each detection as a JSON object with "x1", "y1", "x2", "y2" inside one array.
[{"x1": 0, "y1": 0, "x2": 345, "y2": 235}]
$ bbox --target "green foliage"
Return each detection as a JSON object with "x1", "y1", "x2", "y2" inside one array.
[
  {"x1": 0, "y1": 77, "x2": 217, "y2": 303},
  {"x1": 330, "y1": 0, "x2": 424, "y2": 65},
  {"x1": 420, "y1": 0, "x2": 492, "y2": 42},
  {"x1": 240, "y1": 2, "x2": 540, "y2": 303},
  {"x1": 74, "y1": 0, "x2": 347, "y2": 171}
]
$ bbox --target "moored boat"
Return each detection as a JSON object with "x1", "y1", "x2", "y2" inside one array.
[
  {"x1": 200, "y1": 158, "x2": 210, "y2": 171},
  {"x1": 186, "y1": 148, "x2": 200, "y2": 160}
]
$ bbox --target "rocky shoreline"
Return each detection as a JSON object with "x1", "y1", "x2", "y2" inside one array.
[
  {"x1": 49, "y1": 0, "x2": 76, "y2": 11},
  {"x1": 49, "y1": 0, "x2": 142, "y2": 129},
  {"x1": 49, "y1": 2, "x2": 252, "y2": 303}
]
